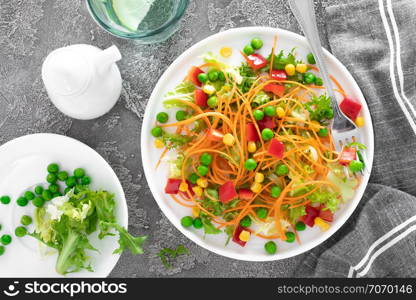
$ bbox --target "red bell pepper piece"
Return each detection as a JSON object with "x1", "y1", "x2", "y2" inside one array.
[
  {"x1": 194, "y1": 89, "x2": 208, "y2": 107},
  {"x1": 219, "y1": 181, "x2": 238, "y2": 203},
  {"x1": 239, "y1": 188, "x2": 254, "y2": 200},
  {"x1": 257, "y1": 116, "x2": 275, "y2": 130},
  {"x1": 300, "y1": 205, "x2": 319, "y2": 227},
  {"x1": 187, "y1": 66, "x2": 204, "y2": 86},
  {"x1": 339, "y1": 98, "x2": 362, "y2": 120},
  {"x1": 232, "y1": 225, "x2": 247, "y2": 247},
  {"x1": 268, "y1": 138, "x2": 285, "y2": 159},
  {"x1": 207, "y1": 128, "x2": 224, "y2": 141},
  {"x1": 319, "y1": 205, "x2": 334, "y2": 222},
  {"x1": 263, "y1": 83, "x2": 285, "y2": 97},
  {"x1": 339, "y1": 147, "x2": 357, "y2": 166},
  {"x1": 164, "y1": 178, "x2": 182, "y2": 194},
  {"x1": 270, "y1": 70, "x2": 287, "y2": 81},
  {"x1": 246, "y1": 123, "x2": 260, "y2": 142},
  {"x1": 245, "y1": 54, "x2": 268, "y2": 70}
]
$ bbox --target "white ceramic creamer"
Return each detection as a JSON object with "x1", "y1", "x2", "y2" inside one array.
[{"x1": 42, "y1": 44, "x2": 122, "y2": 120}]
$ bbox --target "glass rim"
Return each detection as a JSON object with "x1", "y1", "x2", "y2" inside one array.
[{"x1": 86, "y1": 0, "x2": 189, "y2": 39}]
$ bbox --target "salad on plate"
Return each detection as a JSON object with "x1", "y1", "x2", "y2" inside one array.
[{"x1": 150, "y1": 36, "x2": 366, "y2": 254}]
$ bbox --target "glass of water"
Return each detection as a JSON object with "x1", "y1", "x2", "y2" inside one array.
[{"x1": 87, "y1": 0, "x2": 189, "y2": 43}]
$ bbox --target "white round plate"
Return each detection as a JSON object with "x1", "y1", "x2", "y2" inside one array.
[
  {"x1": 141, "y1": 27, "x2": 374, "y2": 261},
  {"x1": 0, "y1": 133, "x2": 128, "y2": 277}
]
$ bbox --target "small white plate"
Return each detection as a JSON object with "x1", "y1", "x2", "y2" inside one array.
[
  {"x1": 0, "y1": 133, "x2": 128, "y2": 277},
  {"x1": 141, "y1": 27, "x2": 374, "y2": 261}
]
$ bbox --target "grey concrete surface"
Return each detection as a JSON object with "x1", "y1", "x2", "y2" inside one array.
[{"x1": 0, "y1": 0, "x2": 345, "y2": 277}]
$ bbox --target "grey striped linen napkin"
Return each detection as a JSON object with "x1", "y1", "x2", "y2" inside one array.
[{"x1": 294, "y1": 0, "x2": 416, "y2": 277}]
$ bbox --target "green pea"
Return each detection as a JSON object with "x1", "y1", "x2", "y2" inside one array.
[
  {"x1": 0, "y1": 196, "x2": 10, "y2": 205},
  {"x1": 295, "y1": 221, "x2": 306, "y2": 231},
  {"x1": 47, "y1": 163, "x2": 59, "y2": 173},
  {"x1": 151, "y1": 126, "x2": 163, "y2": 137},
  {"x1": 275, "y1": 164, "x2": 289, "y2": 176},
  {"x1": 256, "y1": 207, "x2": 268, "y2": 219},
  {"x1": 176, "y1": 110, "x2": 187, "y2": 121},
  {"x1": 187, "y1": 173, "x2": 199, "y2": 185},
  {"x1": 24, "y1": 191, "x2": 35, "y2": 200},
  {"x1": 74, "y1": 184, "x2": 84, "y2": 194},
  {"x1": 181, "y1": 216, "x2": 193, "y2": 227},
  {"x1": 264, "y1": 241, "x2": 277, "y2": 254},
  {"x1": 251, "y1": 38, "x2": 263, "y2": 50},
  {"x1": 318, "y1": 128, "x2": 329, "y2": 137},
  {"x1": 42, "y1": 190, "x2": 53, "y2": 201},
  {"x1": 49, "y1": 184, "x2": 59, "y2": 194},
  {"x1": 81, "y1": 176, "x2": 91, "y2": 185},
  {"x1": 270, "y1": 185, "x2": 282, "y2": 198},
  {"x1": 74, "y1": 168, "x2": 85, "y2": 178},
  {"x1": 15, "y1": 226, "x2": 27, "y2": 237},
  {"x1": 264, "y1": 106, "x2": 276, "y2": 117},
  {"x1": 285, "y1": 231, "x2": 296, "y2": 243},
  {"x1": 303, "y1": 72, "x2": 316, "y2": 84},
  {"x1": 253, "y1": 109, "x2": 264, "y2": 121},
  {"x1": 208, "y1": 70, "x2": 219, "y2": 81},
  {"x1": 261, "y1": 128, "x2": 274, "y2": 141},
  {"x1": 218, "y1": 71, "x2": 226, "y2": 81},
  {"x1": 243, "y1": 44, "x2": 254, "y2": 55},
  {"x1": 46, "y1": 173, "x2": 57, "y2": 184},
  {"x1": 66, "y1": 176, "x2": 77, "y2": 188},
  {"x1": 16, "y1": 197, "x2": 28, "y2": 207},
  {"x1": 193, "y1": 218, "x2": 203, "y2": 229},
  {"x1": 349, "y1": 160, "x2": 364, "y2": 173},
  {"x1": 207, "y1": 96, "x2": 218, "y2": 108},
  {"x1": 307, "y1": 52, "x2": 316, "y2": 64},
  {"x1": 200, "y1": 153, "x2": 213, "y2": 166},
  {"x1": 32, "y1": 197, "x2": 44, "y2": 208},
  {"x1": 244, "y1": 158, "x2": 257, "y2": 171},
  {"x1": 197, "y1": 73, "x2": 208, "y2": 84},
  {"x1": 156, "y1": 112, "x2": 169, "y2": 123},
  {"x1": 34, "y1": 186, "x2": 44, "y2": 195},
  {"x1": 240, "y1": 216, "x2": 252, "y2": 227},
  {"x1": 20, "y1": 215, "x2": 32, "y2": 226},
  {"x1": 0, "y1": 246, "x2": 4, "y2": 256},
  {"x1": 57, "y1": 171, "x2": 68, "y2": 181},
  {"x1": 315, "y1": 77, "x2": 323, "y2": 86},
  {"x1": 197, "y1": 165, "x2": 209, "y2": 176},
  {"x1": 1, "y1": 234, "x2": 12, "y2": 245}
]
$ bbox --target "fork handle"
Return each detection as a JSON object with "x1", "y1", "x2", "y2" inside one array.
[{"x1": 288, "y1": 0, "x2": 345, "y2": 126}]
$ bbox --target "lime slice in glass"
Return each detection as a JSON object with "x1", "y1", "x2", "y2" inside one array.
[{"x1": 112, "y1": 0, "x2": 155, "y2": 32}]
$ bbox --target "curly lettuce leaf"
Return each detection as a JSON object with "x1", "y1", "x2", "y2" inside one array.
[
  {"x1": 163, "y1": 81, "x2": 195, "y2": 108},
  {"x1": 101, "y1": 222, "x2": 147, "y2": 255}
]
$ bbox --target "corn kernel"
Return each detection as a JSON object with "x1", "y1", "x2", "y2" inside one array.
[
  {"x1": 223, "y1": 133, "x2": 235, "y2": 146},
  {"x1": 222, "y1": 85, "x2": 231, "y2": 92},
  {"x1": 239, "y1": 230, "x2": 251, "y2": 242},
  {"x1": 197, "y1": 177, "x2": 208, "y2": 188},
  {"x1": 154, "y1": 138, "x2": 165, "y2": 149},
  {"x1": 220, "y1": 46, "x2": 233, "y2": 58},
  {"x1": 284, "y1": 63, "x2": 296, "y2": 76},
  {"x1": 179, "y1": 181, "x2": 189, "y2": 192},
  {"x1": 192, "y1": 186, "x2": 203, "y2": 197},
  {"x1": 276, "y1": 107, "x2": 285, "y2": 118},
  {"x1": 192, "y1": 206, "x2": 200, "y2": 217},
  {"x1": 296, "y1": 63, "x2": 307, "y2": 73},
  {"x1": 255, "y1": 172, "x2": 264, "y2": 183},
  {"x1": 202, "y1": 85, "x2": 216, "y2": 95},
  {"x1": 355, "y1": 116, "x2": 365, "y2": 128},
  {"x1": 250, "y1": 182, "x2": 262, "y2": 193},
  {"x1": 314, "y1": 217, "x2": 330, "y2": 231},
  {"x1": 309, "y1": 120, "x2": 321, "y2": 132},
  {"x1": 248, "y1": 141, "x2": 257, "y2": 153}
]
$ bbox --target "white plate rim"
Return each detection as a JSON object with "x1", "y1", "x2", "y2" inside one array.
[
  {"x1": 141, "y1": 26, "x2": 374, "y2": 261},
  {"x1": 0, "y1": 133, "x2": 128, "y2": 277}
]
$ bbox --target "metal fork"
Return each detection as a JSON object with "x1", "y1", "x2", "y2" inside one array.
[{"x1": 288, "y1": 0, "x2": 367, "y2": 173}]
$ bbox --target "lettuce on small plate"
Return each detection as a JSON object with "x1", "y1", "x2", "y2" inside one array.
[{"x1": 0, "y1": 133, "x2": 137, "y2": 277}]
